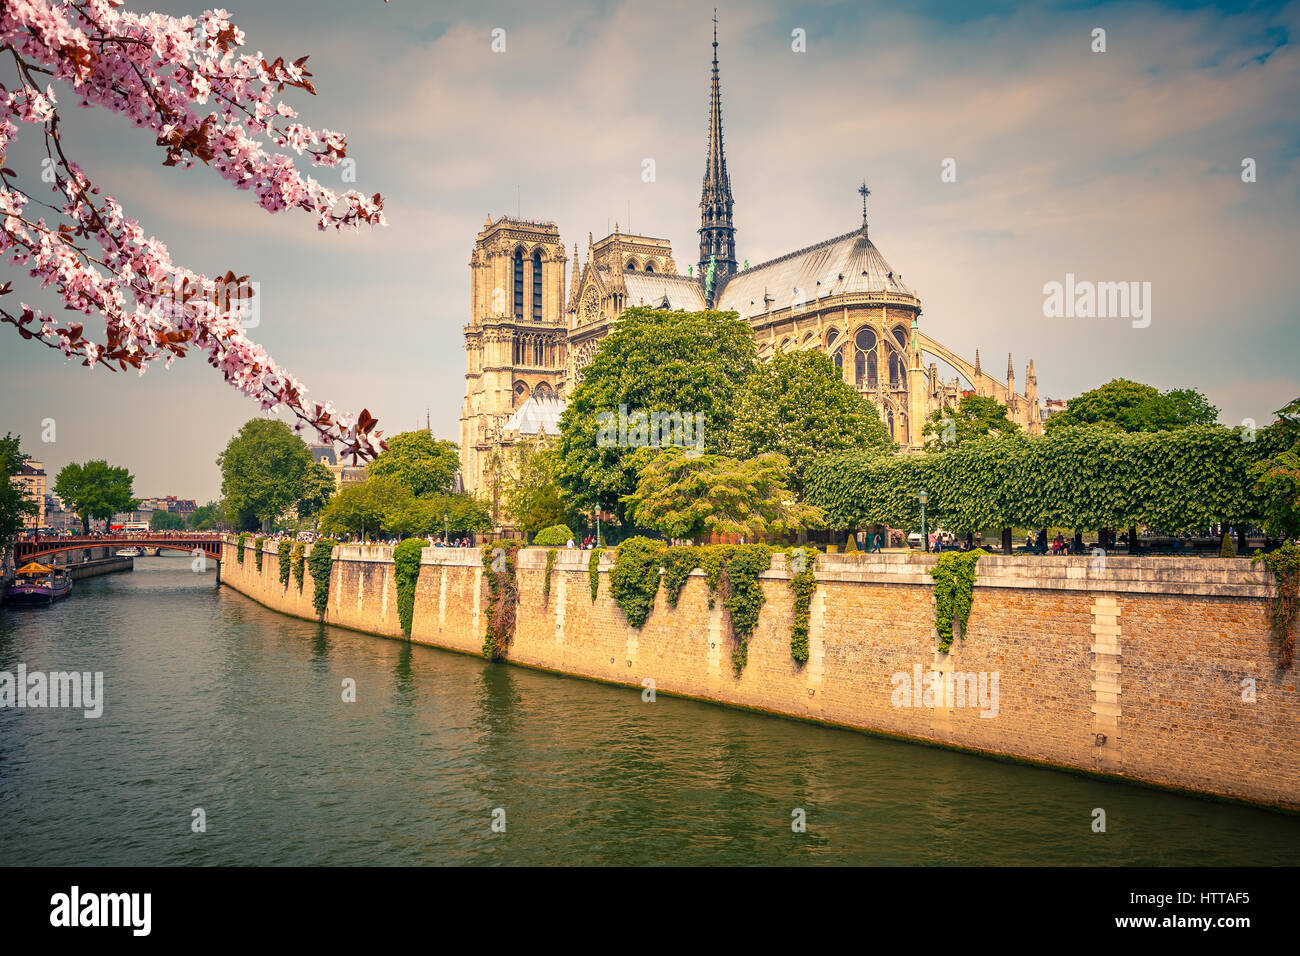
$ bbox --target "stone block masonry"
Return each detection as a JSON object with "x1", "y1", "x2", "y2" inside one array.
[{"x1": 221, "y1": 539, "x2": 1299, "y2": 810}]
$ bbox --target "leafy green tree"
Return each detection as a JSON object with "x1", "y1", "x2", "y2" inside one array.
[
  {"x1": 1045, "y1": 378, "x2": 1218, "y2": 432},
  {"x1": 499, "y1": 436, "x2": 571, "y2": 535},
  {"x1": 297, "y1": 461, "x2": 336, "y2": 520},
  {"x1": 1249, "y1": 398, "x2": 1300, "y2": 538},
  {"x1": 556, "y1": 307, "x2": 759, "y2": 520},
  {"x1": 622, "y1": 447, "x2": 825, "y2": 543},
  {"x1": 217, "y1": 419, "x2": 315, "y2": 532},
  {"x1": 318, "y1": 476, "x2": 412, "y2": 540},
  {"x1": 532, "y1": 524, "x2": 575, "y2": 546},
  {"x1": 149, "y1": 510, "x2": 186, "y2": 531},
  {"x1": 386, "y1": 493, "x2": 491, "y2": 538},
  {"x1": 187, "y1": 501, "x2": 222, "y2": 531},
  {"x1": 53, "y1": 460, "x2": 138, "y2": 533},
  {"x1": 367, "y1": 431, "x2": 460, "y2": 498},
  {"x1": 727, "y1": 349, "x2": 892, "y2": 494},
  {"x1": 0, "y1": 433, "x2": 39, "y2": 554},
  {"x1": 922, "y1": 394, "x2": 1021, "y2": 452}
]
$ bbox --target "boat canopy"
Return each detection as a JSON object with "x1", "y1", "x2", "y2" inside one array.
[{"x1": 16, "y1": 562, "x2": 53, "y2": 574}]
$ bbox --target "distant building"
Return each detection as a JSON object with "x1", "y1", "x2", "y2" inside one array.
[
  {"x1": 309, "y1": 443, "x2": 367, "y2": 490},
  {"x1": 12, "y1": 460, "x2": 46, "y2": 529},
  {"x1": 1042, "y1": 398, "x2": 1069, "y2": 423},
  {"x1": 44, "y1": 494, "x2": 80, "y2": 532}
]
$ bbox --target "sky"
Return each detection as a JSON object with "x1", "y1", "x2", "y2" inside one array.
[{"x1": 1, "y1": 0, "x2": 1297, "y2": 501}]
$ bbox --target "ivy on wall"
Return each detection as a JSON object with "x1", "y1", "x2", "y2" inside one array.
[
  {"x1": 254, "y1": 536, "x2": 266, "y2": 573},
  {"x1": 291, "y1": 542, "x2": 305, "y2": 592},
  {"x1": 662, "y1": 545, "x2": 701, "y2": 608},
  {"x1": 307, "y1": 539, "x2": 339, "y2": 618},
  {"x1": 588, "y1": 547, "x2": 604, "y2": 603},
  {"x1": 277, "y1": 538, "x2": 292, "y2": 588},
  {"x1": 787, "y1": 546, "x2": 818, "y2": 665},
  {"x1": 543, "y1": 548, "x2": 557, "y2": 605},
  {"x1": 393, "y1": 538, "x2": 424, "y2": 638},
  {"x1": 930, "y1": 549, "x2": 986, "y2": 653},
  {"x1": 611, "y1": 537, "x2": 667, "y2": 629},
  {"x1": 482, "y1": 541, "x2": 521, "y2": 661},
  {"x1": 1254, "y1": 541, "x2": 1300, "y2": 669},
  {"x1": 236, "y1": 532, "x2": 248, "y2": 564},
  {"x1": 724, "y1": 545, "x2": 772, "y2": 673}
]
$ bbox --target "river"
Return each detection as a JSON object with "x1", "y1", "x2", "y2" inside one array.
[{"x1": 1, "y1": 555, "x2": 1296, "y2": 865}]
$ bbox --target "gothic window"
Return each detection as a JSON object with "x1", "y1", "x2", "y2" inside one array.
[
  {"x1": 855, "y1": 328, "x2": 878, "y2": 388},
  {"x1": 626, "y1": 261, "x2": 636, "y2": 272},
  {"x1": 513, "y1": 249, "x2": 524, "y2": 319},
  {"x1": 532, "y1": 251, "x2": 543, "y2": 321},
  {"x1": 889, "y1": 351, "x2": 901, "y2": 386},
  {"x1": 512, "y1": 335, "x2": 522, "y2": 366},
  {"x1": 893, "y1": 326, "x2": 908, "y2": 351},
  {"x1": 533, "y1": 338, "x2": 543, "y2": 366},
  {"x1": 645, "y1": 262, "x2": 654, "y2": 273},
  {"x1": 887, "y1": 407, "x2": 895, "y2": 438},
  {"x1": 535, "y1": 383, "x2": 553, "y2": 399},
  {"x1": 833, "y1": 350, "x2": 843, "y2": 372}
]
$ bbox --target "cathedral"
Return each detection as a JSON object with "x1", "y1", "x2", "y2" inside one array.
[{"x1": 459, "y1": 22, "x2": 1043, "y2": 496}]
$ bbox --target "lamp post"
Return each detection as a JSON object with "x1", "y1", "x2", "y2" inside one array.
[
  {"x1": 443, "y1": 512, "x2": 448, "y2": 544},
  {"x1": 596, "y1": 509, "x2": 603, "y2": 548},
  {"x1": 918, "y1": 489, "x2": 929, "y2": 553}
]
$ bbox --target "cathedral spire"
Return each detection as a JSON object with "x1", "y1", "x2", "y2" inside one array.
[
  {"x1": 567, "y1": 242, "x2": 581, "y2": 312},
  {"x1": 699, "y1": 9, "x2": 736, "y2": 298}
]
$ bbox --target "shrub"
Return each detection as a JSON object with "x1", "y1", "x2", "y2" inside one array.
[
  {"x1": 393, "y1": 538, "x2": 425, "y2": 638},
  {"x1": 662, "y1": 545, "x2": 701, "y2": 608},
  {"x1": 543, "y1": 548, "x2": 557, "y2": 604},
  {"x1": 588, "y1": 547, "x2": 604, "y2": 602},
  {"x1": 533, "y1": 524, "x2": 575, "y2": 547},
  {"x1": 1220, "y1": 532, "x2": 1238, "y2": 558}
]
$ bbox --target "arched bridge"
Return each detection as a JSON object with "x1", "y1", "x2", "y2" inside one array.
[{"x1": 14, "y1": 534, "x2": 224, "y2": 564}]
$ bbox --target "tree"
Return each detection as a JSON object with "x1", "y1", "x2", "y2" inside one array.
[
  {"x1": 149, "y1": 509, "x2": 186, "y2": 531},
  {"x1": 187, "y1": 501, "x2": 222, "y2": 531},
  {"x1": 0, "y1": 433, "x2": 39, "y2": 555},
  {"x1": 367, "y1": 431, "x2": 460, "y2": 498},
  {"x1": 556, "y1": 307, "x2": 759, "y2": 520},
  {"x1": 500, "y1": 436, "x2": 570, "y2": 536},
  {"x1": 297, "y1": 461, "x2": 336, "y2": 521},
  {"x1": 923, "y1": 394, "x2": 1021, "y2": 452},
  {"x1": 0, "y1": 2, "x2": 386, "y2": 459},
  {"x1": 317, "y1": 476, "x2": 411, "y2": 540},
  {"x1": 622, "y1": 448, "x2": 825, "y2": 543},
  {"x1": 53, "y1": 460, "x2": 138, "y2": 533},
  {"x1": 1249, "y1": 398, "x2": 1300, "y2": 538},
  {"x1": 386, "y1": 494, "x2": 491, "y2": 539},
  {"x1": 727, "y1": 350, "x2": 892, "y2": 494},
  {"x1": 1045, "y1": 379, "x2": 1219, "y2": 432},
  {"x1": 217, "y1": 419, "x2": 316, "y2": 532}
]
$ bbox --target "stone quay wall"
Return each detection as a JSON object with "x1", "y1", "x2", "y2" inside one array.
[{"x1": 221, "y1": 538, "x2": 1299, "y2": 810}]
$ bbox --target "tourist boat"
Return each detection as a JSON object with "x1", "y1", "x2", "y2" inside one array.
[
  {"x1": 6, "y1": 562, "x2": 73, "y2": 606},
  {"x1": 115, "y1": 546, "x2": 145, "y2": 558}
]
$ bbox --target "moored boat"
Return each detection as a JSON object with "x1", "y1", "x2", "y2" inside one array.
[
  {"x1": 115, "y1": 546, "x2": 145, "y2": 558},
  {"x1": 6, "y1": 562, "x2": 73, "y2": 606}
]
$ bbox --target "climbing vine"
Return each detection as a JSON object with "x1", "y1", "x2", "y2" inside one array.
[
  {"x1": 482, "y1": 542, "x2": 521, "y2": 661},
  {"x1": 701, "y1": 545, "x2": 732, "y2": 609},
  {"x1": 588, "y1": 547, "x2": 604, "y2": 602},
  {"x1": 543, "y1": 548, "x2": 557, "y2": 605},
  {"x1": 291, "y1": 542, "x2": 305, "y2": 592},
  {"x1": 237, "y1": 532, "x2": 248, "y2": 564},
  {"x1": 611, "y1": 537, "x2": 668, "y2": 628},
  {"x1": 307, "y1": 539, "x2": 339, "y2": 618},
  {"x1": 393, "y1": 538, "x2": 424, "y2": 638},
  {"x1": 662, "y1": 545, "x2": 701, "y2": 608},
  {"x1": 1253, "y1": 542, "x2": 1300, "y2": 669},
  {"x1": 254, "y1": 536, "x2": 266, "y2": 573},
  {"x1": 277, "y1": 539, "x2": 292, "y2": 588},
  {"x1": 787, "y1": 546, "x2": 818, "y2": 665},
  {"x1": 724, "y1": 545, "x2": 772, "y2": 674},
  {"x1": 930, "y1": 549, "x2": 987, "y2": 653}
]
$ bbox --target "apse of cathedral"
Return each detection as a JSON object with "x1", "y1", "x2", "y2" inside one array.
[{"x1": 459, "y1": 22, "x2": 1043, "y2": 496}]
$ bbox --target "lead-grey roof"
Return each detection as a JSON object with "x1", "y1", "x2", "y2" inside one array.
[
  {"x1": 622, "y1": 273, "x2": 708, "y2": 312},
  {"x1": 715, "y1": 227, "x2": 912, "y2": 321},
  {"x1": 504, "y1": 393, "x2": 567, "y2": 437}
]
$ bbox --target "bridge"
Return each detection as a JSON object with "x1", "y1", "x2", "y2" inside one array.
[{"x1": 14, "y1": 533, "x2": 224, "y2": 565}]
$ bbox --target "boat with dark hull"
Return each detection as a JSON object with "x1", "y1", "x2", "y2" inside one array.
[{"x1": 5, "y1": 562, "x2": 73, "y2": 606}]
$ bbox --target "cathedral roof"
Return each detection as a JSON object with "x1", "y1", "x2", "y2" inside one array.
[
  {"x1": 503, "y1": 393, "x2": 566, "y2": 437},
  {"x1": 623, "y1": 273, "x2": 708, "y2": 312},
  {"x1": 714, "y1": 227, "x2": 914, "y2": 321}
]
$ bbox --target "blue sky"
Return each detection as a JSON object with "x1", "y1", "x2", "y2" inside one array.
[{"x1": 2, "y1": 0, "x2": 1297, "y2": 500}]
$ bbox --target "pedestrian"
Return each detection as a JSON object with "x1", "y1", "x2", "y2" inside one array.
[{"x1": 871, "y1": 532, "x2": 882, "y2": 553}]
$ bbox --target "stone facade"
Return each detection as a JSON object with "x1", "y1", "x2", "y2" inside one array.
[{"x1": 222, "y1": 539, "x2": 1299, "y2": 810}]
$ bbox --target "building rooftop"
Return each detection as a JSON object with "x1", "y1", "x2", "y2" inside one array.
[{"x1": 503, "y1": 393, "x2": 566, "y2": 437}]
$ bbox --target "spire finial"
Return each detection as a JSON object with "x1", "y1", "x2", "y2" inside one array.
[
  {"x1": 858, "y1": 181, "x2": 870, "y2": 233},
  {"x1": 713, "y1": 7, "x2": 718, "y2": 53}
]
